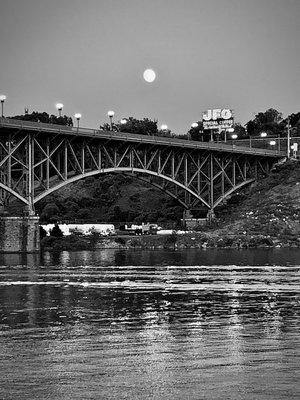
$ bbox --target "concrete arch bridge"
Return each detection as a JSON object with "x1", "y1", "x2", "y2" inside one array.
[{"x1": 0, "y1": 118, "x2": 284, "y2": 218}]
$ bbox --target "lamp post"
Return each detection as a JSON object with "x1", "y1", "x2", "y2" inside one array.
[
  {"x1": 160, "y1": 124, "x2": 168, "y2": 132},
  {"x1": 190, "y1": 122, "x2": 198, "y2": 141},
  {"x1": 260, "y1": 132, "x2": 267, "y2": 149},
  {"x1": 0, "y1": 94, "x2": 6, "y2": 117},
  {"x1": 56, "y1": 103, "x2": 64, "y2": 117},
  {"x1": 231, "y1": 133, "x2": 237, "y2": 146},
  {"x1": 226, "y1": 127, "x2": 234, "y2": 143},
  {"x1": 269, "y1": 140, "x2": 276, "y2": 149},
  {"x1": 74, "y1": 113, "x2": 81, "y2": 130},
  {"x1": 107, "y1": 110, "x2": 115, "y2": 130},
  {"x1": 287, "y1": 117, "x2": 291, "y2": 158}
]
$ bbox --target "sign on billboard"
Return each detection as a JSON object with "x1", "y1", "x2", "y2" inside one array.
[{"x1": 202, "y1": 109, "x2": 234, "y2": 130}]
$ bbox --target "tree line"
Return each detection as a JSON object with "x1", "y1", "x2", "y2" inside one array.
[{"x1": 9, "y1": 107, "x2": 300, "y2": 142}]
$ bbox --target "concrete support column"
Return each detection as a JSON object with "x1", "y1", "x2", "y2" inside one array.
[{"x1": 0, "y1": 216, "x2": 40, "y2": 253}]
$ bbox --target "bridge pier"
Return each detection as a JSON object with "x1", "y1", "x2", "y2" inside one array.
[{"x1": 0, "y1": 215, "x2": 40, "y2": 253}]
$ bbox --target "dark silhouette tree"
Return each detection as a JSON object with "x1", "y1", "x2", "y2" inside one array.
[
  {"x1": 232, "y1": 123, "x2": 247, "y2": 139},
  {"x1": 187, "y1": 121, "x2": 209, "y2": 141},
  {"x1": 40, "y1": 226, "x2": 47, "y2": 239},
  {"x1": 246, "y1": 108, "x2": 282, "y2": 137},
  {"x1": 100, "y1": 117, "x2": 159, "y2": 136},
  {"x1": 10, "y1": 111, "x2": 73, "y2": 126},
  {"x1": 50, "y1": 223, "x2": 63, "y2": 238}
]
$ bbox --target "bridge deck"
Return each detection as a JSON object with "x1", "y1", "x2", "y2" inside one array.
[{"x1": 0, "y1": 117, "x2": 284, "y2": 158}]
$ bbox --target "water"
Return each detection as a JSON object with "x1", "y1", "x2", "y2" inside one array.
[{"x1": 0, "y1": 248, "x2": 299, "y2": 399}]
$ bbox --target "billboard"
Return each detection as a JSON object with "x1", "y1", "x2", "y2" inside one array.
[{"x1": 202, "y1": 109, "x2": 234, "y2": 130}]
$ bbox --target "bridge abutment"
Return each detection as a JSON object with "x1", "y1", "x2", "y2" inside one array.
[{"x1": 0, "y1": 215, "x2": 40, "y2": 253}]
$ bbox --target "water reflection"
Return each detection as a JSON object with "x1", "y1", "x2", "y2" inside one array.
[
  {"x1": 1, "y1": 248, "x2": 299, "y2": 269},
  {"x1": 0, "y1": 249, "x2": 299, "y2": 400}
]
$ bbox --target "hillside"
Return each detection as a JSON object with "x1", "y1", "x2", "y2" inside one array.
[
  {"x1": 35, "y1": 173, "x2": 183, "y2": 226},
  {"x1": 209, "y1": 160, "x2": 300, "y2": 245}
]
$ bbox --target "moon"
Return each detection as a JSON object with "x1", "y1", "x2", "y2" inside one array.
[{"x1": 143, "y1": 69, "x2": 156, "y2": 83}]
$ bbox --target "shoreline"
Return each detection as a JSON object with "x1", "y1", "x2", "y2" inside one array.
[{"x1": 41, "y1": 232, "x2": 300, "y2": 251}]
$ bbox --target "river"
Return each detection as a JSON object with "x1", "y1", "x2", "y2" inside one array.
[{"x1": 0, "y1": 248, "x2": 299, "y2": 399}]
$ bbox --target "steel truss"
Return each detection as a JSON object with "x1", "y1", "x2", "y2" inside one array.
[{"x1": 0, "y1": 129, "x2": 278, "y2": 214}]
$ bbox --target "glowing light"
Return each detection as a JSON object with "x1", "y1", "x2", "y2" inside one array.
[
  {"x1": 160, "y1": 124, "x2": 168, "y2": 131},
  {"x1": 74, "y1": 113, "x2": 81, "y2": 120},
  {"x1": 107, "y1": 110, "x2": 115, "y2": 117},
  {"x1": 191, "y1": 122, "x2": 198, "y2": 128},
  {"x1": 270, "y1": 140, "x2": 276, "y2": 146},
  {"x1": 260, "y1": 132, "x2": 267, "y2": 138},
  {"x1": 143, "y1": 69, "x2": 156, "y2": 83},
  {"x1": 56, "y1": 103, "x2": 63, "y2": 110},
  {"x1": 231, "y1": 134, "x2": 238, "y2": 139},
  {"x1": 0, "y1": 94, "x2": 6, "y2": 102},
  {"x1": 120, "y1": 119, "x2": 127, "y2": 124}
]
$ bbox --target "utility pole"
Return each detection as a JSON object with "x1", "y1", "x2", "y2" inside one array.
[{"x1": 287, "y1": 117, "x2": 291, "y2": 159}]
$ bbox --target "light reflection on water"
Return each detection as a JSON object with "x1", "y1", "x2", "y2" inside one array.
[{"x1": 0, "y1": 248, "x2": 299, "y2": 400}]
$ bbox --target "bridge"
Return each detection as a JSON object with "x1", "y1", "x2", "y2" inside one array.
[{"x1": 0, "y1": 117, "x2": 285, "y2": 218}]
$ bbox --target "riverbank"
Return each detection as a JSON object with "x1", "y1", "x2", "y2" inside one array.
[{"x1": 40, "y1": 230, "x2": 300, "y2": 251}]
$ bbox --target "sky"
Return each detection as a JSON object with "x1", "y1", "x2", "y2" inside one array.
[{"x1": 0, "y1": 0, "x2": 299, "y2": 134}]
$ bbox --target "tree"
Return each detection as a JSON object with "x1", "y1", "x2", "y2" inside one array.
[
  {"x1": 40, "y1": 202, "x2": 60, "y2": 222},
  {"x1": 40, "y1": 226, "x2": 47, "y2": 239},
  {"x1": 246, "y1": 108, "x2": 282, "y2": 137},
  {"x1": 282, "y1": 112, "x2": 300, "y2": 137},
  {"x1": 187, "y1": 121, "x2": 209, "y2": 141},
  {"x1": 232, "y1": 123, "x2": 247, "y2": 139},
  {"x1": 100, "y1": 117, "x2": 159, "y2": 136},
  {"x1": 119, "y1": 117, "x2": 158, "y2": 135},
  {"x1": 245, "y1": 120, "x2": 259, "y2": 137},
  {"x1": 10, "y1": 111, "x2": 73, "y2": 126},
  {"x1": 50, "y1": 223, "x2": 63, "y2": 237}
]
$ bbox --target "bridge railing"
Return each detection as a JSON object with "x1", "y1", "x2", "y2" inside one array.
[
  {"x1": 0, "y1": 117, "x2": 74, "y2": 133},
  {"x1": 226, "y1": 136, "x2": 300, "y2": 155},
  {"x1": 0, "y1": 117, "x2": 286, "y2": 157}
]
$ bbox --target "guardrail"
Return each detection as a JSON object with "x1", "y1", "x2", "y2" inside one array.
[
  {"x1": 227, "y1": 136, "x2": 300, "y2": 154},
  {"x1": 0, "y1": 117, "x2": 285, "y2": 158}
]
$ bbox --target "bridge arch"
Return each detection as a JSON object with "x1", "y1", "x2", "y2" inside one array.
[
  {"x1": 0, "y1": 182, "x2": 29, "y2": 205},
  {"x1": 33, "y1": 167, "x2": 211, "y2": 209},
  {"x1": 213, "y1": 179, "x2": 255, "y2": 209}
]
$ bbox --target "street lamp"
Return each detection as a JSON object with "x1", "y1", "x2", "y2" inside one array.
[
  {"x1": 107, "y1": 110, "x2": 115, "y2": 130},
  {"x1": 231, "y1": 133, "x2": 238, "y2": 146},
  {"x1": 120, "y1": 118, "x2": 127, "y2": 125},
  {"x1": 56, "y1": 103, "x2": 64, "y2": 117},
  {"x1": 189, "y1": 122, "x2": 198, "y2": 140},
  {"x1": 160, "y1": 124, "x2": 168, "y2": 131},
  {"x1": 225, "y1": 127, "x2": 234, "y2": 143},
  {"x1": 287, "y1": 117, "x2": 291, "y2": 159},
  {"x1": 74, "y1": 113, "x2": 81, "y2": 129},
  {"x1": 269, "y1": 140, "x2": 276, "y2": 147},
  {"x1": 0, "y1": 94, "x2": 6, "y2": 117},
  {"x1": 260, "y1": 131, "x2": 267, "y2": 138}
]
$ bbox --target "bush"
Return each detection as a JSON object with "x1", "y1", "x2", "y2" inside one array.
[
  {"x1": 50, "y1": 224, "x2": 63, "y2": 238},
  {"x1": 40, "y1": 226, "x2": 47, "y2": 239}
]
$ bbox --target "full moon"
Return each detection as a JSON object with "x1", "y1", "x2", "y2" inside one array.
[{"x1": 143, "y1": 69, "x2": 156, "y2": 83}]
